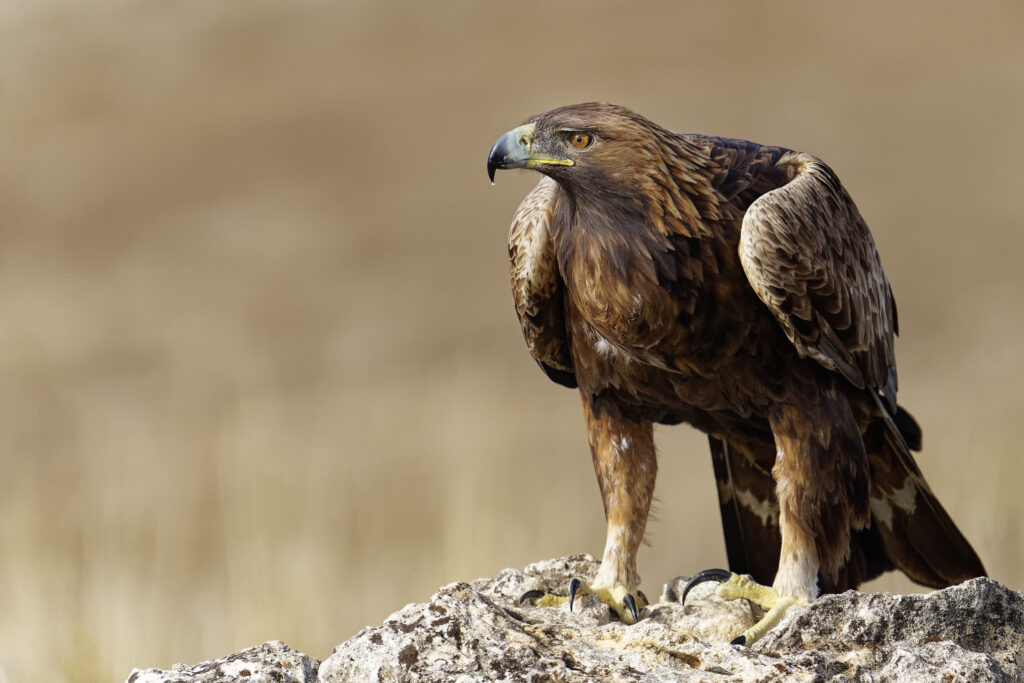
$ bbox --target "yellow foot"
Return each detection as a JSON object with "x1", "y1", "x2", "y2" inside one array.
[
  {"x1": 680, "y1": 569, "x2": 807, "y2": 646},
  {"x1": 520, "y1": 577, "x2": 648, "y2": 624}
]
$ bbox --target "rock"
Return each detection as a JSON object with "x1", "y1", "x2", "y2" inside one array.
[
  {"x1": 126, "y1": 640, "x2": 319, "y2": 683},
  {"x1": 761, "y1": 574, "x2": 1024, "y2": 681},
  {"x1": 128, "y1": 556, "x2": 1024, "y2": 682}
]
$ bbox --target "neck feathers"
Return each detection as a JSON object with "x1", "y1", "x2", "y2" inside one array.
[{"x1": 637, "y1": 131, "x2": 721, "y2": 238}]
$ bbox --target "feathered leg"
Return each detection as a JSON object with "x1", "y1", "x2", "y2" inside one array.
[
  {"x1": 684, "y1": 388, "x2": 870, "y2": 644},
  {"x1": 579, "y1": 398, "x2": 657, "y2": 622},
  {"x1": 519, "y1": 397, "x2": 656, "y2": 623}
]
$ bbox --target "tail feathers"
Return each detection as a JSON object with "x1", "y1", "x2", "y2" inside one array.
[
  {"x1": 709, "y1": 403, "x2": 985, "y2": 594},
  {"x1": 864, "y1": 415, "x2": 986, "y2": 588},
  {"x1": 891, "y1": 402, "x2": 922, "y2": 452},
  {"x1": 708, "y1": 436, "x2": 780, "y2": 587},
  {"x1": 710, "y1": 434, "x2": 895, "y2": 592}
]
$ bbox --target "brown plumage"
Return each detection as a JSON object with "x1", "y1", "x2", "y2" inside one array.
[{"x1": 489, "y1": 102, "x2": 984, "y2": 613}]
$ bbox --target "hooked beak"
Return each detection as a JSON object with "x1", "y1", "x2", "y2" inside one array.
[{"x1": 486, "y1": 123, "x2": 573, "y2": 184}]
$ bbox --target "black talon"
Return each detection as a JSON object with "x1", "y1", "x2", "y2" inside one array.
[
  {"x1": 730, "y1": 635, "x2": 747, "y2": 647},
  {"x1": 637, "y1": 589, "x2": 648, "y2": 605},
  {"x1": 568, "y1": 577, "x2": 582, "y2": 612},
  {"x1": 623, "y1": 593, "x2": 639, "y2": 623},
  {"x1": 680, "y1": 568, "x2": 733, "y2": 605},
  {"x1": 518, "y1": 589, "x2": 547, "y2": 605}
]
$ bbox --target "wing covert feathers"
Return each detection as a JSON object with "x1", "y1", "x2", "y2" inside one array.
[
  {"x1": 508, "y1": 177, "x2": 576, "y2": 388},
  {"x1": 739, "y1": 153, "x2": 898, "y2": 408}
]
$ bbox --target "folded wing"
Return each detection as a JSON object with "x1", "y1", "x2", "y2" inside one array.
[
  {"x1": 508, "y1": 177, "x2": 576, "y2": 388},
  {"x1": 738, "y1": 153, "x2": 898, "y2": 408}
]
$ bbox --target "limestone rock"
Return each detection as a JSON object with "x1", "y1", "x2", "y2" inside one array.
[
  {"x1": 126, "y1": 640, "x2": 319, "y2": 683},
  {"x1": 128, "y1": 556, "x2": 1024, "y2": 682},
  {"x1": 320, "y1": 555, "x2": 1023, "y2": 682}
]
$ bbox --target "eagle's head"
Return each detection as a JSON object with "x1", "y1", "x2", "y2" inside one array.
[
  {"x1": 489, "y1": 103, "x2": 719, "y2": 237},
  {"x1": 487, "y1": 102, "x2": 673, "y2": 198}
]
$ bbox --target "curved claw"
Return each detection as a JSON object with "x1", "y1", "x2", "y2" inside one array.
[
  {"x1": 518, "y1": 589, "x2": 547, "y2": 605},
  {"x1": 680, "y1": 568, "x2": 734, "y2": 605},
  {"x1": 623, "y1": 593, "x2": 639, "y2": 624},
  {"x1": 731, "y1": 634, "x2": 747, "y2": 646},
  {"x1": 568, "y1": 577, "x2": 582, "y2": 612}
]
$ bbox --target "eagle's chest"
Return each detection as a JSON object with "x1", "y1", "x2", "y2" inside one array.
[
  {"x1": 561, "y1": 237, "x2": 679, "y2": 352},
  {"x1": 571, "y1": 274, "x2": 648, "y2": 343}
]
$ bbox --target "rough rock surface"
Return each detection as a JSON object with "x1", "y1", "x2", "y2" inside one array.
[
  {"x1": 127, "y1": 640, "x2": 319, "y2": 683},
  {"x1": 128, "y1": 555, "x2": 1024, "y2": 682}
]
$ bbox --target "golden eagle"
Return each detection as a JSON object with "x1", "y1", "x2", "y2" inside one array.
[{"x1": 487, "y1": 103, "x2": 984, "y2": 644}]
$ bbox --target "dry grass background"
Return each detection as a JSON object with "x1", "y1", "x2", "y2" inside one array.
[{"x1": 1, "y1": 1, "x2": 1023, "y2": 680}]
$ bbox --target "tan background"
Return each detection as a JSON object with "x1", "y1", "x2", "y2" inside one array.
[{"x1": 2, "y1": 1, "x2": 1023, "y2": 680}]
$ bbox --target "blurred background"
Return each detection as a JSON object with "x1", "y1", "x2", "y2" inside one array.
[{"x1": 1, "y1": 0, "x2": 1022, "y2": 680}]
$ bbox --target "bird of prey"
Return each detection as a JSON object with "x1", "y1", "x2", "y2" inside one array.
[{"x1": 486, "y1": 103, "x2": 984, "y2": 644}]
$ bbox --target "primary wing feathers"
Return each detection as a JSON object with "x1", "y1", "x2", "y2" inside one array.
[
  {"x1": 738, "y1": 153, "x2": 898, "y2": 408},
  {"x1": 509, "y1": 177, "x2": 577, "y2": 388}
]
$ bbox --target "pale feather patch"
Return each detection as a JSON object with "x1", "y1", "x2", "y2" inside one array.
[
  {"x1": 733, "y1": 487, "x2": 779, "y2": 528},
  {"x1": 869, "y1": 478, "x2": 918, "y2": 531},
  {"x1": 629, "y1": 293, "x2": 644, "y2": 321},
  {"x1": 773, "y1": 548, "x2": 820, "y2": 603},
  {"x1": 610, "y1": 434, "x2": 632, "y2": 462},
  {"x1": 869, "y1": 497, "x2": 893, "y2": 531},
  {"x1": 593, "y1": 335, "x2": 633, "y2": 364},
  {"x1": 593, "y1": 523, "x2": 638, "y2": 590},
  {"x1": 594, "y1": 338, "x2": 617, "y2": 358}
]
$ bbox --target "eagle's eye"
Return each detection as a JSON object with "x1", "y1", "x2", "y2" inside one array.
[{"x1": 568, "y1": 131, "x2": 592, "y2": 149}]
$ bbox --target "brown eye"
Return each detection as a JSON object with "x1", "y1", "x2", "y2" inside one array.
[{"x1": 568, "y1": 132, "x2": 591, "y2": 149}]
